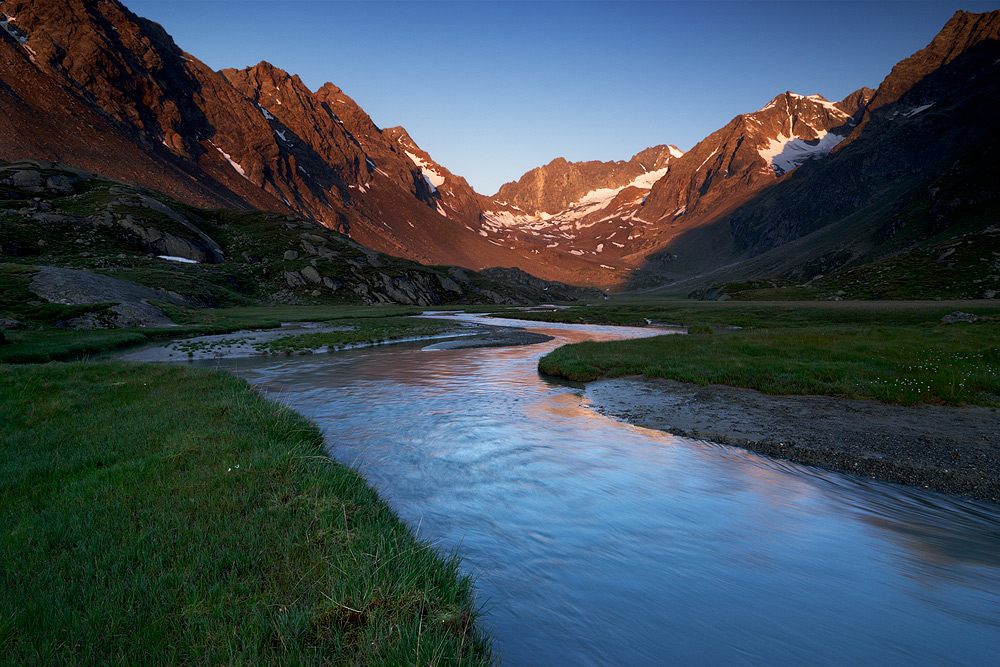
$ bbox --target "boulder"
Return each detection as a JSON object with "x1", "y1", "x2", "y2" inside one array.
[
  {"x1": 284, "y1": 270, "x2": 307, "y2": 287},
  {"x1": 46, "y1": 175, "x2": 77, "y2": 194},
  {"x1": 437, "y1": 273, "x2": 464, "y2": 294},
  {"x1": 300, "y1": 265, "x2": 322, "y2": 284},
  {"x1": 10, "y1": 170, "x2": 43, "y2": 190}
]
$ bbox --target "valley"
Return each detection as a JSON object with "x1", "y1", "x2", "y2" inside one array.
[{"x1": 2, "y1": 1, "x2": 999, "y2": 664}]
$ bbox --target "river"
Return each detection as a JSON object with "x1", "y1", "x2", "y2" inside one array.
[{"x1": 183, "y1": 314, "x2": 1000, "y2": 665}]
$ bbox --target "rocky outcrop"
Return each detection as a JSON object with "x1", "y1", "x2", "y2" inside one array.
[{"x1": 28, "y1": 265, "x2": 186, "y2": 328}]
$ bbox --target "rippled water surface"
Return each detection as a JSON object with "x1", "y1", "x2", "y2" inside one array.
[{"x1": 196, "y1": 315, "x2": 1000, "y2": 665}]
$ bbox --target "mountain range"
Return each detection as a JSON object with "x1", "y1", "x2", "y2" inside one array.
[{"x1": 2, "y1": 0, "x2": 998, "y2": 297}]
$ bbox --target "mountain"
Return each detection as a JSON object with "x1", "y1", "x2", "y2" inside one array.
[
  {"x1": 468, "y1": 91, "x2": 870, "y2": 285},
  {"x1": 493, "y1": 146, "x2": 682, "y2": 216},
  {"x1": 645, "y1": 9, "x2": 1000, "y2": 294},
  {"x1": 0, "y1": 0, "x2": 588, "y2": 284},
  {"x1": 467, "y1": 10, "x2": 999, "y2": 293},
  {"x1": 1, "y1": 1, "x2": 998, "y2": 295}
]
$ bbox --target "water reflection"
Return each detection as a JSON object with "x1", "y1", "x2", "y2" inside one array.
[{"x1": 197, "y1": 315, "x2": 1000, "y2": 666}]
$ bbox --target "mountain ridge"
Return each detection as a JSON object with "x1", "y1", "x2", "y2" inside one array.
[{"x1": 2, "y1": 0, "x2": 998, "y2": 293}]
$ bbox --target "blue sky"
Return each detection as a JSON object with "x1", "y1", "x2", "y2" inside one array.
[{"x1": 125, "y1": 1, "x2": 997, "y2": 194}]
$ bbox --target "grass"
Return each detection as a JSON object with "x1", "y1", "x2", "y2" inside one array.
[
  {"x1": 0, "y1": 329, "x2": 149, "y2": 363},
  {"x1": 537, "y1": 301, "x2": 1000, "y2": 406},
  {"x1": 0, "y1": 362, "x2": 493, "y2": 665},
  {"x1": 511, "y1": 299, "x2": 1000, "y2": 329}
]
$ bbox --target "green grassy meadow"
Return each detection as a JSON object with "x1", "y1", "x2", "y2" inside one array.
[
  {"x1": 536, "y1": 301, "x2": 1000, "y2": 406},
  {"x1": 0, "y1": 362, "x2": 492, "y2": 665}
]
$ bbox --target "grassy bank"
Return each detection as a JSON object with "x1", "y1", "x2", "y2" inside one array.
[
  {"x1": 0, "y1": 305, "x2": 466, "y2": 364},
  {"x1": 0, "y1": 362, "x2": 492, "y2": 665},
  {"x1": 537, "y1": 301, "x2": 1000, "y2": 407},
  {"x1": 509, "y1": 299, "x2": 1000, "y2": 329}
]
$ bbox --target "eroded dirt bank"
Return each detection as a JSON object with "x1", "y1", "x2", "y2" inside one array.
[{"x1": 587, "y1": 377, "x2": 1000, "y2": 503}]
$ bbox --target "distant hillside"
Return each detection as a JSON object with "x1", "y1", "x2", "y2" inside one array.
[{"x1": 0, "y1": 160, "x2": 602, "y2": 329}]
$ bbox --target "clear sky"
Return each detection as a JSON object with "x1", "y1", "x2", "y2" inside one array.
[{"x1": 125, "y1": 0, "x2": 997, "y2": 195}]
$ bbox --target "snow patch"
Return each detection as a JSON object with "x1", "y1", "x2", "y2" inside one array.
[
  {"x1": 258, "y1": 105, "x2": 275, "y2": 120},
  {"x1": 612, "y1": 242, "x2": 624, "y2": 248},
  {"x1": 600, "y1": 265, "x2": 615, "y2": 270},
  {"x1": 569, "y1": 250, "x2": 584, "y2": 256},
  {"x1": 805, "y1": 94, "x2": 850, "y2": 117},
  {"x1": 903, "y1": 103, "x2": 934, "y2": 118},
  {"x1": 696, "y1": 148, "x2": 719, "y2": 172},
  {"x1": 595, "y1": 243, "x2": 604, "y2": 253},
  {"x1": 405, "y1": 150, "x2": 446, "y2": 191},
  {"x1": 275, "y1": 129, "x2": 288, "y2": 142},
  {"x1": 629, "y1": 166, "x2": 670, "y2": 189},
  {"x1": 211, "y1": 143, "x2": 249, "y2": 179},
  {"x1": 758, "y1": 130, "x2": 844, "y2": 175},
  {"x1": 156, "y1": 255, "x2": 199, "y2": 264},
  {"x1": 668, "y1": 145, "x2": 685, "y2": 158}
]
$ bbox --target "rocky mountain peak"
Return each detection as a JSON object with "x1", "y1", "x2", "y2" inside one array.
[
  {"x1": 866, "y1": 10, "x2": 1000, "y2": 113},
  {"x1": 493, "y1": 146, "x2": 681, "y2": 216}
]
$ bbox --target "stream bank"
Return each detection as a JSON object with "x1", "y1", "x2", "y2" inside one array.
[{"x1": 587, "y1": 376, "x2": 1000, "y2": 503}]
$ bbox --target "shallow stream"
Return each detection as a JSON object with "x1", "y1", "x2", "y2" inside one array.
[{"x1": 179, "y1": 314, "x2": 1000, "y2": 665}]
